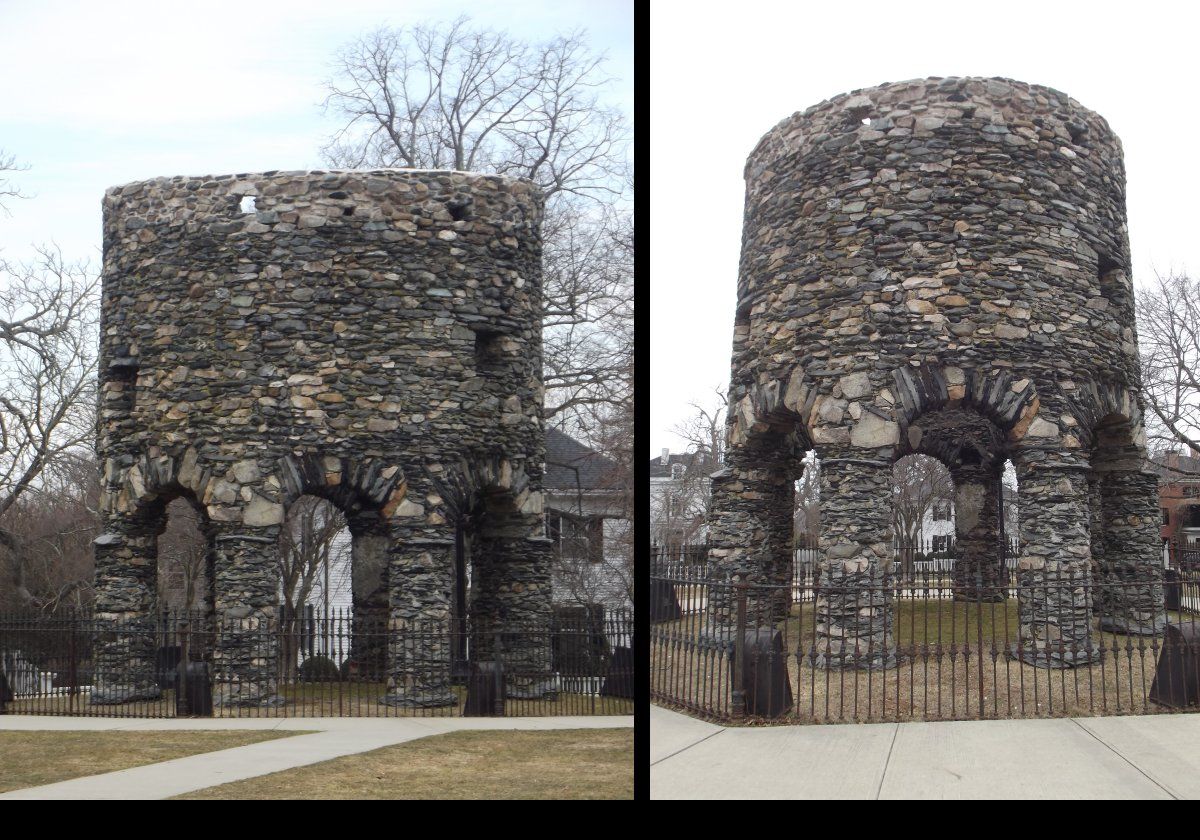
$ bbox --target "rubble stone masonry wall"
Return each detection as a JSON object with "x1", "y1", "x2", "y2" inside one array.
[
  {"x1": 708, "y1": 77, "x2": 1164, "y2": 667},
  {"x1": 93, "y1": 169, "x2": 551, "y2": 705}
]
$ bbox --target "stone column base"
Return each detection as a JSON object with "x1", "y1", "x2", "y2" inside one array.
[
  {"x1": 379, "y1": 687, "x2": 460, "y2": 708},
  {"x1": 215, "y1": 688, "x2": 286, "y2": 708},
  {"x1": 1010, "y1": 639, "x2": 1101, "y2": 669},
  {"x1": 90, "y1": 684, "x2": 162, "y2": 704}
]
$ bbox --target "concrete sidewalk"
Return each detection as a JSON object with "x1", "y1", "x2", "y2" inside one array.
[
  {"x1": 0, "y1": 714, "x2": 633, "y2": 800},
  {"x1": 651, "y1": 705, "x2": 1200, "y2": 799}
]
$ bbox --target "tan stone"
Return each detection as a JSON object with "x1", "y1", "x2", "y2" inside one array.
[
  {"x1": 838, "y1": 371, "x2": 872, "y2": 400},
  {"x1": 1026, "y1": 416, "x2": 1059, "y2": 438},
  {"x1": 243, "y1": 494, "x2": 284, "y2": 526},
  {"x1": 850, "y1": 412, "x2": 900, "y2": 448}
]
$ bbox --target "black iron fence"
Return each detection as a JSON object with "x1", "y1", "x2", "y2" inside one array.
[
  {"x1": 653, "y1": 538, "x2": 1024, "y2": 594},
  {"x1": 0, "y1": 607, "x2": 633, "y2": 718},
  {"x1": 652, "y1": 552, "x2": 1200, "y2": 724}
]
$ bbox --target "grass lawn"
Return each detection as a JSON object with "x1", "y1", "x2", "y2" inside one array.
[
  {"x1": 176, "y1": 728, "x2": 634, "y2": 799},
  {"x1": 0, "y1": 730, "x2": 306, "y2": 793}
]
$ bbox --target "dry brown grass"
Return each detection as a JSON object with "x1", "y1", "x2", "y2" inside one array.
[
  {"x1": 175, "y1": 729, "x2": 634, "y2": 800},
  {"x1": 653, "y1": 600, "x2": 1190, "y2": 723},
  {"x1": 0, "y1": 730, "x2": 304, "y2": 793}
]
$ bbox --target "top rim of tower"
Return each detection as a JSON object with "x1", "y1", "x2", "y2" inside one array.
[
  {"x1": 103, "y1": 168, "x2": 542, "y2": 200},
  {"x1": 746, "y1": 75, "x2": 1118, "y2": 173}
]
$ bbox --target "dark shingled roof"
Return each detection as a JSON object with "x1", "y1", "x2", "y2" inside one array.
[
  {"x1": 544, "y1": 428, "x2": 619, "y2": 492},
  {"x1": 648, "y1": 449, "x2": 714, "y2": 479}
]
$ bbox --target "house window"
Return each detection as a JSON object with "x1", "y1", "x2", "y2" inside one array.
[
  {"x1": 932, "y1": 500, "x2": 951, "y2": 522},
  {"x1": 548, "y1": 512, "x2": 604, "y2": 564},
  {"x1": 932, "y1": 535, "x2": 952, "y2": 554},
  {"x1": 671, "y1": 463, "x2": 684, "y2": 481}
]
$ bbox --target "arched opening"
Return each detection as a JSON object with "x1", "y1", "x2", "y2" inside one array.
[
  {"x1": 895, "y1": 406, "x2": 1009, "y2": 601},
  {"x1": 153, "y1": 495, "x2": 214, "y2": 699},
  {"x1": 891, "y1": 454, "x2": 954, "y2": 580},
  {"x1": 1001, "y1": 458, "x2": 1019, "y2": 574},
  {"x1": 156, "y1": 496, "x2": 211, "y2": 617},
  {"x1": 277, "y1": 495, "x2": 351, "y2": 683}
]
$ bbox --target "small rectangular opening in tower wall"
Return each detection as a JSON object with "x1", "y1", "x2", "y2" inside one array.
[
  {"x1": 1097, "y1": 254, "x2": 1127, "y2": 308},
  {"x1": 474, "y1": 329, "x2": 505, "y2": 372},
  {"x1": 239, "y1": 196, "x2": 256, "y2": 214},
  {"x1": 109, "y1": 361, "x2": 139, "y2": 411}
]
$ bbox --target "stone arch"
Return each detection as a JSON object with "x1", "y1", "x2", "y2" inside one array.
[
  {"x1": 890, "y1": 363, "x2": 1042, "y2": 447},
  {"x1": 1068, "y1": 382, "x2": 1146, "y2": 453},
  {"x1": 727, "y1": 371, "x2": 816, "y2": 452},
  {"x1": 421, "y1": 454, "x2": 553, "y2": 697},
  {"x1": 276, "y1": 453, "x2": 407, "y2": 520},
  {"x1": 93, "y1": 458, "x2": 218, "y2": 704}
]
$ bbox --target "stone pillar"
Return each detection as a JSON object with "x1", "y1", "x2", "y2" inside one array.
[
  {"x1": 472, "y1": 517, "x2": 555, "y2": 698},
  {"x1": 1097, "y1": 469, "x2": 1166, "y2": 635},
  {"x1": 951, "y1": 464, "x2": 1006, "y2": 601},
  {"x1": 380, "y1": 524, "x2": 459, "y2": 708},
  {"x1": 91, "y1": 515, "x2": 162, "y2": 703},
  {"x1": 705, "y1": 443, "x2": 796, "y2": 628},
  {"x1": 348, "y1": 513, "x2": 389, "y2": 681},
  {"x1": 211, "y1": 527, "x2": 284, "y2": 707},
  {"x1": 811, "y1": 450, "x2": 896, "y2": 669},
  {"x1": 1012, "y1": 460, "x2": 1099, "y2": 667}
]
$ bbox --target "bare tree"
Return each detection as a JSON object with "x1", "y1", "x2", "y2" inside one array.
[
  {"x1": 321, "y1": 17, "x2": 633, "y2": 430},
  {"x1": 0, "y1": 451, "x2": 98, "y2": 613},
  {"x1": 794, "y1": 451, "x2": 820, "y2": 548},
  {"x1": 0, "y1": 245, "x2": 100, "y2": 610},
  {"x1": 892, "y1": 454, "x2": 955, "y2": 574},
  {"x1": 1136, "y1": 272, "x2": 1200, "y2": 459},
  {"x1": 156, "y1": 499, "x2": 207, "y2": 614},
  {"x1": 0, "y1": 150, "x2": 30, "y2": 215},
  {"x1": 653, "y1": 388, "x2": 726, "y2": 544},
  {"x1": 549, "y1": 348, "x2": 633, "y2": 609},
  {"x1": 277, "y1": 497, "x2": 349, "y2": 675}
]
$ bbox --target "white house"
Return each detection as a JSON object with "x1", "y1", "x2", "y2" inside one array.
[
  {"x1": 649, "y1": 447, "x2": 714, "y2": 545},
  {"x1": 544, "y1": 428, "x2": 631, "y2": 611}
]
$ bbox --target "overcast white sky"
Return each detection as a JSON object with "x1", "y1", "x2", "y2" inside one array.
[
  {"x1": 651, "y1": 0, "x2": 1200, "y2": 458},
  {"x1": 0, "y1": 0, "x2": 632, "y2": 264}
]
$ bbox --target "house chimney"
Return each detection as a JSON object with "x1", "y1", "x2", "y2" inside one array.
[{"x1": 661, "y1": 447, "x2": 669, "y2": 464}]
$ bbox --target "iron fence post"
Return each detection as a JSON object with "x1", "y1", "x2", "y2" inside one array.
[
  {"x1": 179, "y1": 618, "x2": 190, "y2": 716},
  {"x1": 493, "y1": 630, "x2": 504, "y2": 717},
  {"x1": 732, "y1": 582, "x2": 748, "y2": 719}
]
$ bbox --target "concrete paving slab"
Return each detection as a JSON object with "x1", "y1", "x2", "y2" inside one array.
[
  {"x1": 652, "y1": 717, "x2": 896, "y2": 799},
  {"x1": 1074, "y1": 714, "x2": 1200, "y2": 799},
  {"x1": 879, "y1": 717, "x2": 1172, "y2": 800},
  {"x1": 650, "y1": 705, "x2": 723, "y2": 764}
]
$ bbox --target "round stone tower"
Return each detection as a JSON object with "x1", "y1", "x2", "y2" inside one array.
[
  {"x1": 708, "y1": 77, "x2": 1163, "y2": 668},
  {"x1": 94, "y1": 169, "x2": 551, "y2": 706}
]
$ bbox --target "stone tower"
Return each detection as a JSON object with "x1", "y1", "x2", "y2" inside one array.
[
  {"x1": 94, "y1": 169, "x2": 551, "y2": 706},
  {"x1": 708, "y1": 77, "x2": 1163, "y2": 668}
]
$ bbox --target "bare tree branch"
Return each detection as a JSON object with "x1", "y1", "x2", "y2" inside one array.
[
  {"x1": 321, "y1": 17, "x2": 632, "y2": 429},
  {"x1": 1137, "y1": 271, "x2": 1200, "y2": 457}
]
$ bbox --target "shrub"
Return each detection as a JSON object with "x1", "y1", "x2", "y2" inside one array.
[{"x1": 298, "y1": 655, "x2": 340, "y2": 683}]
